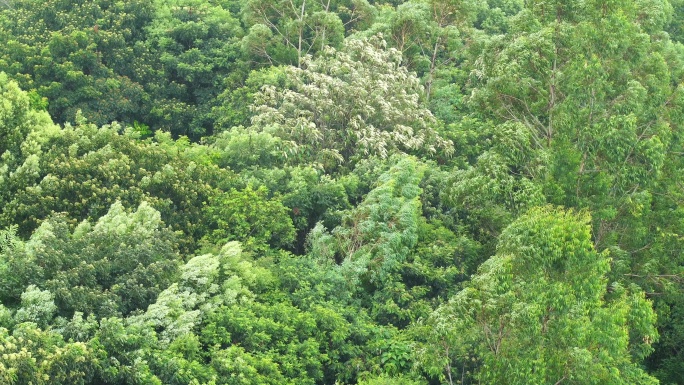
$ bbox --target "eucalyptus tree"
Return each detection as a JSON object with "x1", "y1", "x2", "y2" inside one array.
[
  {"x1": 465, "y1": 3, "x2": 684, "y2": 379},
  {"x1": 241, "y1": 0, "x2": 375, "y2": 67},
  {"x1": 358, "y1": 0, "x2": 481, "y2": 98},
  {"x1": 468, "y1": 0, "x2": 681, "y2": 246},
  {"x1": 420, "y1": 207, "x2": 659, "y2": 385}
]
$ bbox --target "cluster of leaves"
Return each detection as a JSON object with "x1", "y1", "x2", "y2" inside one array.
[
  {"x1": 1, "y1": 0, "x2": 684, "y2": 384},
  {"x1": 251, "y1": 38, "x2": 453, "y2": 169}
]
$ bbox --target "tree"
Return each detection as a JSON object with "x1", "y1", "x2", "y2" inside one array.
[
  {"x1": 144, "y1": 0, "x2": 244, "y2": 138},
  {"x1": 307, "y1": 156, "x2": 468, "y2": 330},
  {"x1": 0, "y1": 73, "x2": 38, "y2": 162},
  {"x1": 668, "y1": 0, "x2": 684, "y2": 42},
  {"x1": 359, "y1": 0, "x2": 480, "y2": 96},
  {"x1": 442, "y1": 119, "x2": 547, "y2": 261},
  {"x1": 420, "y1": 207, "x2": 659, "y2": 385},
  {"x1": 0, "y1": 112, "x2": 234, "y2": 251},
  {"x1": 241, "y1": 0, "x2": 369, "y2": 67},
  {"x1": 467, "y1": 0, "x2": 682, "y2": 249},
  {"x1": 0, "y1": 323, "x2": 101, "y2": 385},
  {"x1": 0, "y1": 201, "x2": 181, "y2": 319},
  {"x1": 0, "y1": 0, "x2": 154, "y2": 127},
  {"x1": 250, "y1": 37, "x2": 452, "y2": 169},
  {"x1": 203, "y1": 185, "x2": 296, "y2": 252}
]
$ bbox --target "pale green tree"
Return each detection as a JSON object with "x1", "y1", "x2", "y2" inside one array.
[
  {"x1": 241, "y1": 0, "x2": 372, "y2": 67},
  {"x1": 13, "y1": 285, "x2": 57, "y2": 328},
  {"x1": 0, "y1": 323, "x2": 101, "y2": 385},
  {"x1": 0, "y1": 201, "x2": 181, "y2": 319},
  {"x1": 251, "y1": 38, "x2": 453, "y2": 169}
]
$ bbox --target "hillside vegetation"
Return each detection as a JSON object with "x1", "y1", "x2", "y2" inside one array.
[{"x1": 1, "y1": 0, "x2": 683, "y2": 384}]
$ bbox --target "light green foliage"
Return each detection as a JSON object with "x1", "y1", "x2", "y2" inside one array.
[
  {"x1": 0, "y1": 73, "x2": 58, "y2": 206},
  {"x1": 0, "y1": 201, "x2": 181, "y2": 319},
  {"x1": 14, "y1": 285, "x2": 57, "y2": 328},
  {"x1": 241, "y1": 0, "x2": 368, "y2": 67},
  {"x1": 0, "y1": 0, "x2": 681, "y2": 383},
  {"x1": 0, "y1": 323, "x2": 101, "y2": 385},
  {"x1": 358, "y1": 373, "x2": 426, "y2": 385},
  {"x1": 251, "y1": 37, "x2": 453, "y2": 169},
  {"x1": 422, "y1": 207, "x2": 658, "y2": 385},
  {"x1": 210, "y1": 125, "x2": 289, "y2": 170},
  {"x1": 359, "y1": 0, "x2": 479, "y2": 97},
  {"x1": 92, "y1": 200, "x2": 161, "y2": 238},
  {"x1": 129, "y1": 242, "x2": 251, "y2": 345},
  {"x1": 326, "y1": 157, "x2": 424, "y2": 281},
  {"x1": 0, "y1": 72, "x2": 34, "y2": 161},
  {"x1": 307, "y1": 157, "x2": 468, "y2": 329},
  {"x1": 0, "y1": 116, "x2": 233, "y2": 250}
]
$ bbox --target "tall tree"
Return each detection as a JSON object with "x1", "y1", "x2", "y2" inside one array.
[
  {"x1": 241, "y1": 0, "x2": 373, "y2": 66},
  {"x1": 468, "y1": 0, "x2": 682, "y2": 248},
  {"x1": 0, "y1": 0, "x2": 154, "y2": 126},
  {"x1": 420, "y1": 207, "x2": 659, "y2": 385},
  {"x1": 145, "y1": 0, "x2": 244, "y2": 138},
  {"x1": 250, "y1": 37, "x2": 452, "y2": 170}
]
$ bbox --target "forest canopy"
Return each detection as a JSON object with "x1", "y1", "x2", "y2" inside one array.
[{"x1": 1, "y1": 0, "x2": 684, "y2": 384}]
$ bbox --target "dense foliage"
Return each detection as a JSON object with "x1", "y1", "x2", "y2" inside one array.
[{"x1": 1, "y1": 0, "x2": 683, "y2": 384}]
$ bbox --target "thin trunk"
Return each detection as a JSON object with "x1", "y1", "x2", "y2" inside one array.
[
  {"x1": 320, "y1": 0, "x2": 330, "y2": 51},
  {"x1": 548, "y1": 56, "x2": 556, "y2": 146},
  {"x1": 425, "y1": 37, "x2": 441, "y2": 102},
  {"x1": 298, "y1": 0, "x2": 306, "y2": 68},
  {"x1": 444, "y1": 345, "x2": 454, "y2": 385}
]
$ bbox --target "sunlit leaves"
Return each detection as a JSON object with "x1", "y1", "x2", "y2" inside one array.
[
  {"x1": 423, "y1": 207, "x2": 659, "y2": 385},
  {"x1": 251, "y1": 38, "x2": 452, "y2": 169}
]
